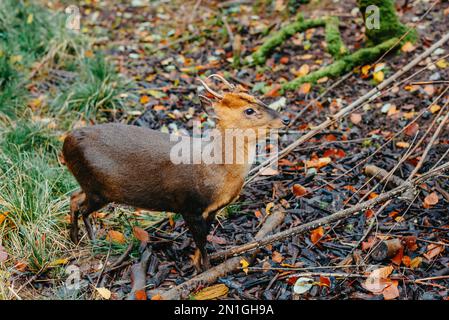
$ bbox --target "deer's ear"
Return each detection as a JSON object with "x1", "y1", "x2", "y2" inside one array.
[{"x1": 199, "y1": 94, "x2": 218, "y2": 119}]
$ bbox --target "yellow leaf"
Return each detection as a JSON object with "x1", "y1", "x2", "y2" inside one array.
[
  {"x1": 48, "y1": 258, "x2": 69, "y2": 267},
  {"x1": 410, "y1": 257, "x2": 422, "y2": 269},
  {"x1": 27, "y1": 14, "x2": 33, "y2": 24},
  {"x1": 84, "y1": 50, "x2": 94, "y2": 58},
  {"x1": 305, "y1": 157, "x2": 331, "y2": 169},
  {"x1": 10, "y1": 55, "x2": 22, "y2": 64},
  {"x1": 192, "y1": 284, "x2": 229, "y2": 300},
  {"x1": 430, "y1": 104, "x2": 441, "y2": 114},
  {"x1": 106, "y1": 230, "x2": 126, "y2": 244},
  {"x1": 240, "y1": 259, "x2": 249, "y2": 274},
  {"x1": 265, "y1": 202, "x2": 274, "y2": 215},
  {"x1": 373, "y1": 71, "x2": 384, "y2": 83},
  {"x1": 95, "y1": 287, "x2": 111, "y2": 300},
  {"x1": 435, "y1": 59, "x2": 449, "y2": 69},
  {"x1": 361, "y1": 65, "x2": 371, "y2": 77}
]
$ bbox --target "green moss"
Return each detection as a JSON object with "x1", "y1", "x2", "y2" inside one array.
[
  {"x1": 357, "y1": 0, "x2": 417, "y2": 45},
  {"x1": 282, "y1": 37, "x2": 399, "y2": 91},
  {"x1": 251, "y1": 17, "x2": 326, "y2": 65},
  {"x1": 325, "y1": 17, "x2": 348, "y2": 59}
]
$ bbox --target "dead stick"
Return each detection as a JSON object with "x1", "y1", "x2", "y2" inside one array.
[
  {"x1": 211, "y1": 162, "x2": 449, "y2": 260},
  {"x1": 158, "y1": 208, "x2": 286, "y2": 300},
  {"x1": 247, "y1": 31, "x2": 449, "y2": 179}
]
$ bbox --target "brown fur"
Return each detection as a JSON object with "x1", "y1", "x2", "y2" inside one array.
[{"x1": 63, "y1": 90, "x2": 287, "y2": 271}]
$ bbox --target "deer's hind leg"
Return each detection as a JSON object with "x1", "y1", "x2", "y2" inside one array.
[
  {"x1": 69, "y1": 190, "x2": 86, "y2": 244},
  {"x1": 70, "y1": 191, "x2": 106, "y2": 243}
]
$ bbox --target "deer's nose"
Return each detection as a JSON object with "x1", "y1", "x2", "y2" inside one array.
[{"x1": 281, "y1": 116, "x2": 290, "y2": 126}]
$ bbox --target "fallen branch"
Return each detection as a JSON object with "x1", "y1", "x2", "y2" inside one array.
[
  {"x1": 212, "y1": 162, "x2": 449, "y2": 260},
  {"x1": 157, "y1": 208, "x2": 286, "y2": 300}
]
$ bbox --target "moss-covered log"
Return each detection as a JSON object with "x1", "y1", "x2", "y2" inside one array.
[
  {"x1": 251, "y1": 15, "x2": 326, "y2": 65},
  {"x1": 325, "y1": 16, "x2": 347, "y2": 59},
  {"x1": 357, "y1": 0, "x2": 416, "y2": 45},
  {"x1": 281, "y1": 37, "x2": 399, "y2": 91}
]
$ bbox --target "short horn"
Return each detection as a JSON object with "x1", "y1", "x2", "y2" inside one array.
[
  {"x1": 198, "y1": 78, "x2": 224, "y2": 99},
  {"x1": 208, "y1": 74, "x2": 235, "y2": 90}
]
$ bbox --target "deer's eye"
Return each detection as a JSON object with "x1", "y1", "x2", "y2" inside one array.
[{"x1": 244, "y1": 108, "x2": 255, "y2": 116}]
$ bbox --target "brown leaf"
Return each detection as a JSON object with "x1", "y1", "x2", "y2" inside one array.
[
  {"x1": 364, "y1": 266, "x2": 394, "y2": 294},
  {"x1": 423, "y1": 192, "x2": 439, "y2": 208},
  {"x1": 404, "y1": 122, "x2": 419, "y2": 137},
  {"x1": 133, "y1": 226, "x2": 149, "y2": 243},
  {"x1": 424, "y1": 244, "x2": 444, "y2": 260},
  {"x1": 292, "y1": 184, "x2": 307, "y2": 197},
  {"x1": 382, "y1": 281, "x2": 400, "y2": 300},
  {"x1": 207, "y1": 234, "x2": 227, "y2": 245},
  {"x1": 272, "y1": 251, "x2": 284, "y2": 263}
]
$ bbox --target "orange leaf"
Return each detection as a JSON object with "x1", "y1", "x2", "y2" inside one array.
[
  {"x1": 404, "y1": 122, "x2": 419, "y2": 137},
  {"x1": 319, "y1": 276, "x2": 331, "y2": 287},
  {"x1": 423, "y1": 192, "x2": 439, "y2": 208},
  {"x1": 305, "y1": 157, "x2": 331, "y2": 169},
  {"x1": 140, "y1": 95, "x2": 150, "y2": 104},
  {"x1": 292, "y1": 184, "x2": 307, "y2": 197},
  {"x1": 299, "y1": 83, "x2": 311, "y2": 94},
  {"x1": 133, "y1": 226, "x2": 149, "y2": 243},
  {"x1": 106, "y1": 230, "x2": 126, "y2": 244},
  {"x1": 310, "y1": 226, "x2": 324, "y2": 244},
  {"x1": 272, "y1": 251, "x2": 284, "y2": 263},
  {"x1": 279, "y1": 56, "x2": 289, "y2": 64},
  {"x1": 391, "y1": 247, "x2": 403, "y2": 266},
  {"x1": 135, "y1": 290, "x2": 147, "y2": 300},
  {"x1": 401, "y1": 41, "x2": 415, "y2": 52},
  {"x1": 350, "y1": 113, "x2": 362, "y2": 125},
  {"x1": 424, "y1": 244, "x2": 444, "y2": 260},
  {"x1": 151, "y1": 294, "x2": 163, "y2": 300},
  {"x1": 401, "y1": 255, "x2": 411, "y2": 267}
]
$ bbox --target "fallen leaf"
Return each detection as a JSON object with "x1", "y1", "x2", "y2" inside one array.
[
  {"x1": 140, "y1": 95, "x2": 150, "y2": 104},
  {"x1": 135, "y1": 290, "x2": 147, "y2": 300},
  {"x1": 305, "y1": 157, "x2": 331, "y2": 169},
  {"x1": 350, "y1": 113, "x2": 362, "y2": 125},
  {"x1": 293, "y1": 277, "x2": 313, "y2": 294},
  {"x1": 272, "y1": 251, "x2": 284, "y2": 263},
  {"x1": 382, "y1": 281, "x2": 400, "y2": 300},
  {"x1": 96, "y1": 287, "x2": 111, "y2": 300},
  {"x1": 424, "y1": 244, "x2": 444, "y2": 260},
  {"x1": 192, "y1": 284, "x2": 229, "y2": 300},
  {"x1": 299, "y1": 82, "x2": 311, "y2": 94},
  {"x1": 151, "y1": 294, "x2": 162, "y2": 300},
  {"x1": 240, "y1": 259, "x2": 249, "y2": 274},
  {"x1": 404, "y1": 122, "x2": 419, "y2": 136},
  {"x1": 296, "y1": 64, "x2": 310, "y2": 77},
  {"x1": 364, "y1": 266, "x2": 394, "y2": 294},
  {"x1": 430, "y1": 104, "x2": 441, "y2": 113},
  {"x1": 310, "y1": 226, "x2": 324, "y2": 244},
  {"x1": 396, "y1": 141, "x2": 410, "y2": 149},
  {"x1": 207, "y1": 234, "x2": 227, "y2": 245},
  {"x1": 319, "y1": 276, "x2": 331, "y2": 287},
  {"x1": 133, "y1": 226, "x2": 149, "y2": 243},
  {"x1": 279, "y1": 56, "x2": 289, "y2": 64},
  {"x1": 265, "y1": 202, "x2": 275, "y2": 215},
  {"x1": 423, "y1": 192, "x2": 439, "y2": 208},
  {"x1": 401, "y1": 41, "x2": 415, "y2": 52},
  {"x1": 373, "y1": 70, "x2": 384, "y2": 83},
  {"x1": 106, "y1": 230, "x2": 126, "y2": 244},
  {"x1": 0, "y1": 212, "x2": 9, "y2": 225},
  {"x1": 292, "y1": 184, "x2": 307, "y2": 197},
  {"x1": 435, "y1": 59, "x2": 449, "y2": 69},
  {"x1": 410, "y1": 256, "x2": 422, "y2": 269}
]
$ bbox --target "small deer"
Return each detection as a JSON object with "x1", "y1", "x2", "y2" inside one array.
[{"x1": 63, "y1": 75, "x2": 289, "y2": 271}]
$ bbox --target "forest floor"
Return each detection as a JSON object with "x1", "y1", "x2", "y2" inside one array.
[{"x1": 1, "y1": 0, "x2": 449, "y2": 300}]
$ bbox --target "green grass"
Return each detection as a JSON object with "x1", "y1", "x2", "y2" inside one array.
[{"x1": 0, "y1": 0, "x2": 131, "y2": 299}]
